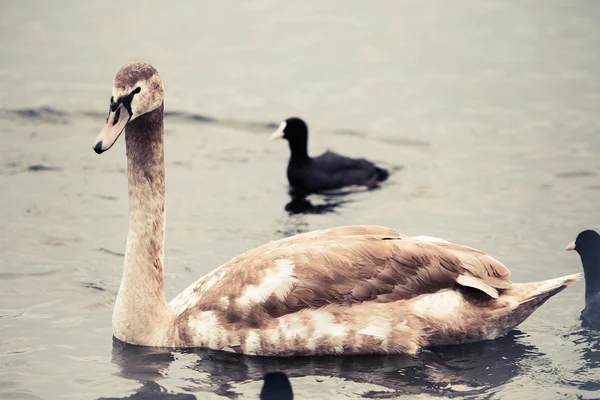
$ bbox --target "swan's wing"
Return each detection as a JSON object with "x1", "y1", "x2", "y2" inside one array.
[
  {"x1": 169, "y1": 225, "x2": 405, "y2": 313},
  {"x1": 222, "y1": 225, "x2": 407, "y2": 259},
  {"x1": 170, "y1": 229, "x2": 512, "y2": 326}
]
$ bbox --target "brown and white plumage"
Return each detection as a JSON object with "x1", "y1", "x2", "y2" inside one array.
[
  {"x1": 168, "y1": 226, "x2": 580, "y2": 355},
  {"x1": 93, "y1": 62, "x2": 581, "y2": 356}
]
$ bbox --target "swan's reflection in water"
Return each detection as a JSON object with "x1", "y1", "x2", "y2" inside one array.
[{"x1": 101, "y1": 330, "x2": 551, "y2": 399}]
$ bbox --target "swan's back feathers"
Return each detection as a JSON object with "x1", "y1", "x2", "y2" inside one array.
[{"x1": 170, "y1": 227, "x2": 513, "y2": 327}]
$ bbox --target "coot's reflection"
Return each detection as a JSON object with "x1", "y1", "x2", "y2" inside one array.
[
  {"x1": 284, "y1": 195, "x2": 349, "y2": 215},
  {"x1": 283, "y1": 181, "x2": 385, "y2": 215},
  {"x1": 104, "y1": 330, "x2": 542, "y2": 399},
  {"x1": 562, "y1": 327, "x2": 600, "y2": 392},
  {"x1": 278, "y1": 193, "x2": 351, "y2": 238}
]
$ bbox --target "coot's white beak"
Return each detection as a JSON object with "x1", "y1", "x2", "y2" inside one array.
[
  {"x1": 269, "y1": 121, "x2": 286, "y2": 140},
  {"x1": 565, "y1": 241, "x2": 576, "y2": 251}
]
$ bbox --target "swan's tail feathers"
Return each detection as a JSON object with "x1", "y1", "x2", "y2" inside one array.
[
  {"x1": 490, "y1": 273, "x2": 582, "y2": 336},
  {"x1": 515, "y1": 272, "x2": 582, "y2": 305}
]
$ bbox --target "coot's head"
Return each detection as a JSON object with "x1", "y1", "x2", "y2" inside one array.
[
  {"x1": 566, "y1": 230, "x2": 600, "y2": 257},
  {"x1": 93, "y1": 62, "x2": 164, "y2": 154},
  {"x1": 270, "y1": 117, "x2": 308, "y2": 143},
  {"x1": 260, "y1": 371, "x2": 293, "y2": 400}
]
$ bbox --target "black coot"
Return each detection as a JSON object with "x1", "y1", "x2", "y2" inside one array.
[
  {"x1": 566, "y1": 229, "x2": 600, "y2": 329},
  {"x1": 260, "y1": 372, "x2": 293, "y2": 400},
  {"x1": 270, "y1": 117, "x2": 389, "y2": 194}
]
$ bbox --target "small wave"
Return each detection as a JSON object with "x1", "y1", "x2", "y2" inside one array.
[
  {"x1": 378, "y1": 136, "x2": 431, "y2": 149},
  {"x1": 1, "y1": 106, "x2": 70, "y2": 124},
  {"x1": 80, "y1": 110, "x2": 107, "y2": 119},
  {"x1": 92, "y1": 194, "x2": 119, "y2": 201},
  {"x1": 27, "y1": 164, "x2": 60, "y2": 172},
  {"x1": 0, "y1": 162, "x2": 60, "y2": 176},
  {"x1": 332, "y1": 128, "x2": 431, "y2": 149},
  {"x1": 164, "y1": 110, "x2": 217, "y2": 123},
  {"x1": 0, "y1": 269, "x2": 59, "y2": 280},
  {"x1": 82, "y1": 281, "x2": 107, "y2": 292},
  {"x1": 554, "y1": 170, "x2": 597, "y2": 179},
  {"x1": 0, "y1": 106, "x2": 422, "y2": 148},
  {"x1": 333, "y1": 128, "x2": 366, "y2": 137},
  {"x1": 97, "y1": 247, "x2": 125, "y2": 257}
]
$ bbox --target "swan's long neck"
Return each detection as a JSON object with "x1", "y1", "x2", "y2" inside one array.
[{"x1": 113, "y1": 104, "x2": 172, "y2": 345}]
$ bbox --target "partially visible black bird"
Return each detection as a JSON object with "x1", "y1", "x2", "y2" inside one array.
[
  {"x1": 260, "y1": 372, "x2": 293, "y2": 400},
  {"x1": 270, "y1": 117, "x2": 389, "y2": 194},
  {"x1": 566, "y1": 229, "x2": 600, "y2": 329}
]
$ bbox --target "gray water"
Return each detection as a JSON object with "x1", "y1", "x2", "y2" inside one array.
[{"x1": 1, "y1": 1, "x2": 600, "y2": 399}]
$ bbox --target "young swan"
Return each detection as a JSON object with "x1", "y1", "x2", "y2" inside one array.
[{"x1": 93, "y1": 62, "x2": 582, "y2": 356}]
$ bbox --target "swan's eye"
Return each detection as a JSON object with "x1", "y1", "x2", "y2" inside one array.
[
  {"x1": 106, "y1": 97, "x2": 115, "y2": 122},
  {"x1": 110, "y1": 96, "x2": 119, "y2": 112}
]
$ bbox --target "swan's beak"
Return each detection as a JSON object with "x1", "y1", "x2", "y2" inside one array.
[
  {"x1": 93, "y1": 103, "x2": 131, "y2": 154},
  {"x1": 269, "y1": 121, "x2": 286, "y2": 140},
  {"x1": 565, "y1": 241, "x2": 576, "y2": 251}
]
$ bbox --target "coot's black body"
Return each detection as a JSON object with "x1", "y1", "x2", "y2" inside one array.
[
  {"x1": 260, "y1": 372, "x2": 293, "y2": 400},
  {"x1": 567, "y1": 229, "x2": 600, "y2": 329},
  {"x1": 271, "y1": 117, "x2": 389, "y2": 194}
]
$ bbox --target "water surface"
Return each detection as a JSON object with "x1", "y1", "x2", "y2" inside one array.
[{"x1": 1, "y1": 1, "x2": 600, "y2": 399}]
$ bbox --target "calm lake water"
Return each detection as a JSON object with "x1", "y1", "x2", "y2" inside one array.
[{"x1": 1, "y1": 1, "x2": 600, "y2": 399}]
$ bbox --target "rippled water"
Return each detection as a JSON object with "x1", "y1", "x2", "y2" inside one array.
[{"x1": 1, "y1": 1, "x2": 600, "y2": 399}]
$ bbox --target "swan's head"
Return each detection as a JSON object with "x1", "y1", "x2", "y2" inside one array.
[
  {"x1": 566, "y1": 229, "x2": 600, "y2": 257},
  {"x1": 270, "y1": 117, "x2": 308, "y2": 143},
  {"x1": 93, "y1": 62, "x2": 164, "y2": 154}
]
